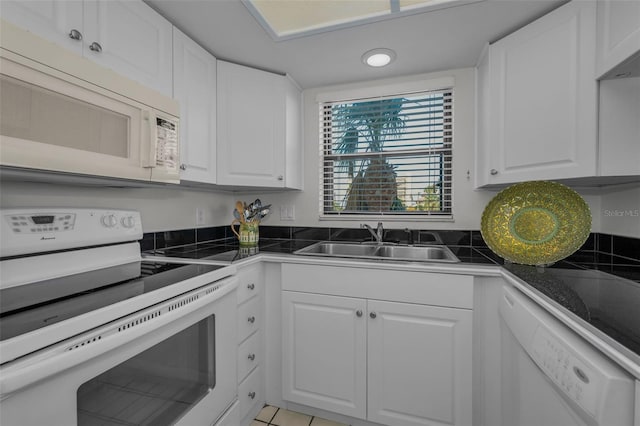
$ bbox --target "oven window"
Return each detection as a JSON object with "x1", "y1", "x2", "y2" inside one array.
[{"x1": 77, "y1": 315, "x2": 215, "y2": 425}]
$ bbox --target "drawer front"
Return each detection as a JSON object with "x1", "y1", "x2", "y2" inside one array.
[
  {"x1": 282, "y1": 263, "x2": 474, "y2": 309},
  {"x1": 238, "y1": 366, "x2": 262, "y2": 420},
  {"x1": 237, "y1": 296, "x2": 260, "y2": 343},
  {"x1": 236, "y1": 264, "x2": 262, "y2": 305},
  {"x1": 237, "y1": 331, "x2": 261, "y2": 383}
]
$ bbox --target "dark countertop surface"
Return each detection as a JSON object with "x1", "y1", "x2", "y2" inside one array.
[
  {"x1": 147, "y1": 237, "x2": 639, "y2": 281},
  {"x1": 146, "y1": 237, "x2": 640, "y2": 360}
]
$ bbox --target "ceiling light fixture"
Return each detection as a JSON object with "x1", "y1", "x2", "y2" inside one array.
[{"x1": 362, "y1": 48, "x2": 396, "y2": 67}]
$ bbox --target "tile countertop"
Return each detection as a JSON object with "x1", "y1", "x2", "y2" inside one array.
[{"x1": 144, "y1": 238, "x2": 640, "y2": 377}]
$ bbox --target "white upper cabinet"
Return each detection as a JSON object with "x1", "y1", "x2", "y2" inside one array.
[
  {"x1": 598, "y1": 77, "x2": 640, "y2": 177},
  {"x1": 172, "y1": 27, "x2": 217, "y2": 184},
  {"x1": 596, "y1": 0, "x2": 640, "y2": 79},
  {"x1": 82, "y1": 1, "x2": 173, "y2": 96},
  {"x1": 0, "y1": 1, "x2": 84, "y2": 55},
  {"x1": 217, "y1": 60, "x2": 302, "y2": 189},
  {"x1": 1, "y1": 0, "x2": 173, "y2": 97},
  {"x1": 475, "y1": 1, "x2": 597, "y2": 187}
]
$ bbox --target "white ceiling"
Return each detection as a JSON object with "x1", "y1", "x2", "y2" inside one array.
[{"x1": 145, "y1": 0, "x2": 567, "y2": 89}]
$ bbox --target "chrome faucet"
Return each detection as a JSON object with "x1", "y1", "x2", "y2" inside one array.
[{"x1": 362, "y1": 222, "x2": 384, "y2": 244}]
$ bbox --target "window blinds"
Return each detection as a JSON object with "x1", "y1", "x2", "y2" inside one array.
[{"x1": 320, "y1": 89, "x2": 453, "y2": 217}]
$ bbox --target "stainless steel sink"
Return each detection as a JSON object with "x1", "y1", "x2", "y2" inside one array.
[{"x1": 294, "y1": 242, "x2": 460, "y2": 263}]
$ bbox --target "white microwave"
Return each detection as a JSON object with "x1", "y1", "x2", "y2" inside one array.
[{"x1": 0, "y1": 20, "x2": 180, "y2": 184}]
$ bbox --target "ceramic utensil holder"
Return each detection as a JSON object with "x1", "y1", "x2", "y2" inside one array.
[{"x1": 231, "y1": 221, "x2": 259, "y2": 247}]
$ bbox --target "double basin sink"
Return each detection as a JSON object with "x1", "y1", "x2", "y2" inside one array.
[{"x1": 294, "y1": 241, "x2": 459, "y2": 263}]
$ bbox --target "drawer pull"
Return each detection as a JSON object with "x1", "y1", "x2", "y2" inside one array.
[
  {"x1": 248, "y1": 353, "x2": 256, "y2": 361},
  {"x1": 248, "y1": 391, "x2": 256, "y2": 399},
  {"x1": 247, "y1": 283, "x2": 255, "y2": 290},
  {"x1": 248, "y1": 316, "x2": 256, "y2": 324}
]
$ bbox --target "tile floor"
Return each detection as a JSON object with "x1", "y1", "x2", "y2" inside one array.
[{"x1": 252, "y1": 405, "x2": 349, "y2": 426}]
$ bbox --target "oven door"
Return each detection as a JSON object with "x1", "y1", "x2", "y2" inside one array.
[{"x1": 0, "y1": 277, "x2": 238, "y2": 426}]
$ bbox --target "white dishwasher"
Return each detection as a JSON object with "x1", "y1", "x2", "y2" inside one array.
[{"x1": 499, "y1": 284, "x2": 635, "y2": 426}]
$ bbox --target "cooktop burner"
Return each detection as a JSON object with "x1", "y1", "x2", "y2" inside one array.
[{"x1": 0, "y1": 261, "x2": 224, "y2": 341}]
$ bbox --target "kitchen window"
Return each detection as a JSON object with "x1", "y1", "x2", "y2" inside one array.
[{"x1": 319, "y1": 88, "x2": 453, "y2": 218}]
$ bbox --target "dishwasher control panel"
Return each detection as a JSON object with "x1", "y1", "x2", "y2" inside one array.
[{"x1": 530, "y1": 326, "x2": 598, "y2": 416}]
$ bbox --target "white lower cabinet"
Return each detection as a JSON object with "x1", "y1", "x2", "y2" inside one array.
[
  {"x1": 281, "y1": 263, "x2": 473, "y2": 426},
  {"x1": 235, "y1": 263, "x2": 265, "y2": 425},
  {"x1": 239, "y1": 366, "x2": 263, "y2": 420},
  {"x1": 367, "y1": 300, "x2": 472, "y2": 426},
  {"x1": 214, "y1": 400, "x2": 239, "y2": 426},
  {"x1": 282, "y1": 292, "x2": 367, "y2": 419}
]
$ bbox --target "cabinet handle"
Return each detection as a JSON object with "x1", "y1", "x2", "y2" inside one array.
[
  {"x1": 247, "y1": 283, "x2": 255, "y2": 290},
  {"x1": 89, "y1": 41, "x2": 102, "y2": 53},
  {"x1": 277, "y1": 175, "x2": 284, "y2": 181},
  {"x1": 356, "y1": 310, "x2": 363, "y2": 317},
  {"x1": 490, "y1": 169, "x2": 498, "y2": 175},
  {"x1": 369, "y1": 312, "x2": 377, "y2": 319},
  {"x1": 180, "y1": 164, "x2": 187, "y2": 171},
  {"x1": 248, "y1": 391, "x2": 256, "y2": 399},
  {"x1": 248, "y1": 316, "x2": 255, "y2": 323},
  {"x1": 248, "y1": 353, "x2": 256, "y2": 361},
  {"x1": 68, "y1": 29, "x2": 83, "y2": 41}
]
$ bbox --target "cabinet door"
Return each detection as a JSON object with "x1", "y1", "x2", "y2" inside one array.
[
  {"x1": 173, "y1": 28, "x2": 217, "y2": 184},
  {"x1": 367, "y1": 300, "x2": 472, "y2": 426},
  {"x1": 0, "y1": 0, "x2": 84, "y2": 55},
  {"x1": 84, "y1": 0, "x2": 173, "y2": 96},
  {"x1": 486, "y1": 0, "x2": 597, "y2": 184},
  {"x1": 217, "y1": 60, "x2": 286, "y2": 187},
  {"x1": 284, "y1": 76, "x2": 303, "y2": 190},
  {"x1": 596, "y1": 0, "x2": 640, "y2": 78},
  {"x1": 474, "y1": 44, "x2": 491, "y2": 188},
  {"x1": 599, "y1": 77, "x2": 640, "y2": 176},
  {"x1": 282, "y1": 291, "x2": 367, "y2": 419}
]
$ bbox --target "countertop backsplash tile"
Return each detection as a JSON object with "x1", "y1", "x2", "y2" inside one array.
[{"x1": 141, "y1": 226, "x2": 639, "y2": 282}]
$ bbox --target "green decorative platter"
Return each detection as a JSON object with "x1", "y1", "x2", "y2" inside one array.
[{"x1": 481, "y1": 181, "x2": 591, "y2": 266}]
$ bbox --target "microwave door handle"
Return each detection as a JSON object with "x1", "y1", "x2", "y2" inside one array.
[{"x1": 142, "y1": 110, "x2": 157, "y2": 168}]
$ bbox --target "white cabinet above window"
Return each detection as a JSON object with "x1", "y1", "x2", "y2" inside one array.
[
  {"x1": 216, "y1": 60, "x2": 303, "y2": 189},
  {"x1": 1, "y1": 0, "x2": 173, "y2": 97},
  {"x1": 475, "y1": 0, "x2": 597, "y2": 187}
]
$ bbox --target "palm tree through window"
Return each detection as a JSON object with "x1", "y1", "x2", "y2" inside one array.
[{"x1": 320, "y1": 89, "x2": 453, "y2": 217}]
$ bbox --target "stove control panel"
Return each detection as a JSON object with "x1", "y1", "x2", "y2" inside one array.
[
  {"x1": 1, "y1": 208, "x2": 143, "y2": 257},
  {"x1": 7, "y1": 213, "x2": 77, "y2": 233}
]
